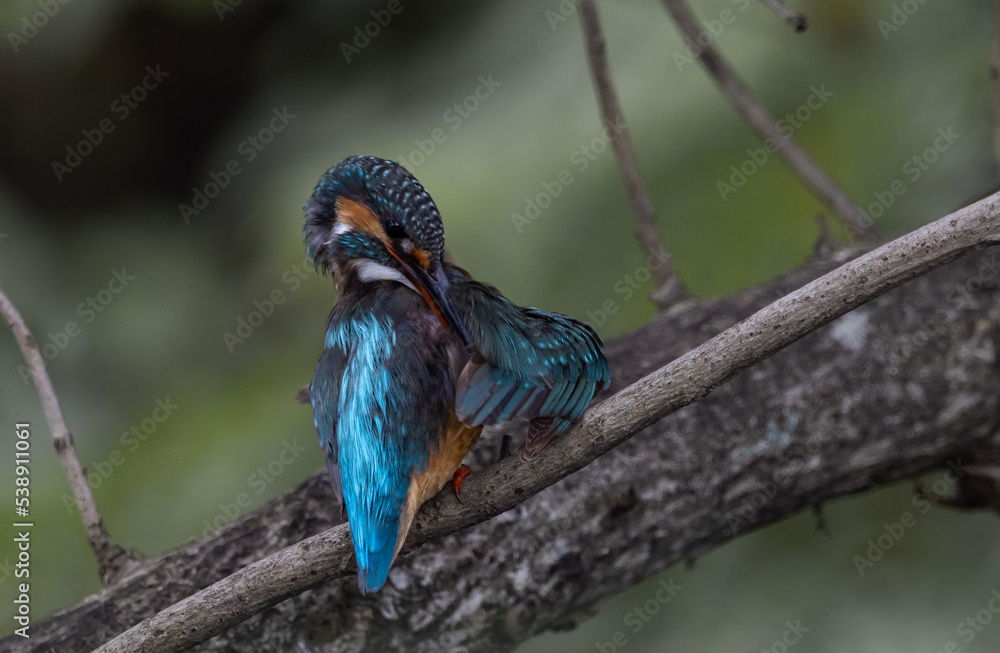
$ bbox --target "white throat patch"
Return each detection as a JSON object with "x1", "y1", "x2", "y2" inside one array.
[{"x1": 354, "y1": 260, "x2": 417, "y2": 292}]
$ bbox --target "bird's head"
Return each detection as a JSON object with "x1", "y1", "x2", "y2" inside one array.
[{"x1": 304, "y1": 155, "x2": 470, "y2": 345}]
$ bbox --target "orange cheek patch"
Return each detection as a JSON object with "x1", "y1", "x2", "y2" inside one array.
[
  {"x1": 335, "y1": 198, "x2": 387, "y2": 243},
  {"x1": 412, "y1": 248, "x2": 431, "y2": 270}
]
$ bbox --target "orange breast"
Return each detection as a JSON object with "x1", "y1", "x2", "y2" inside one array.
[{"x1": 394, "y1": 413, "x2": 483, "y2": 557}]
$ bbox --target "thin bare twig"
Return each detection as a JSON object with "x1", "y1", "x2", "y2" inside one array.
[
  {"x1": 756, "y1": 0, "x2": 807, "y2": 32},
  {"x1": 0, "y1": 286, "x2": 136, "y2": 584},
  {"x1": 811, "y1": 212, "x2": 836, "y2": 259},
  {"x1": 95, "y1": 192, "x2": 1000, "y2": 653},
  {"x1": 579, "y1": 0, "x2": 685, "y2": 303},
  {"x1": 662, "y1": 0, "x2": 873, "y2": 238},
  {"x1": 992, "y1": 0, "x2": 1000, "y2": 180}
]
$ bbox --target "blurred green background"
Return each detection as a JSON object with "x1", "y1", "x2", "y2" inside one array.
[{"x1": 1, "y1": 0, "x2": 998, "y2": 650}]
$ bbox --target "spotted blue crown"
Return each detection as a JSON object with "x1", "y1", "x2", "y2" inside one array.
[{"x1": 304, "y1": 156, "x2": 446, "y2": 273}]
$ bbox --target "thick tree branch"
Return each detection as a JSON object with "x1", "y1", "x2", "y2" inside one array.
[
  {"x1": 0, "y1": 286, "x2": 137, "y2": 585},
  {"x1": 579, "y1": 0, "x2": 684, "y2": 302},
  {"x1": 662, "y1": 0, "x2": 870, "y2": 237},
  {"x1": 80, "y1": 193, "x2": 1000, "y2": 653},
  {"x1": 756, "y1": 0, "x2": 807, "y2": 32}
]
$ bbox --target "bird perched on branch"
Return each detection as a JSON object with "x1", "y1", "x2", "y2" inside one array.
[{"x1": 303, "y1": 155, "x2": 610, "y2": 593}]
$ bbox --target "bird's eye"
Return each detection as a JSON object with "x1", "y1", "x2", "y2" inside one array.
[{"x1": 384, "y1": 219, "x2": 406, "y2": 240}]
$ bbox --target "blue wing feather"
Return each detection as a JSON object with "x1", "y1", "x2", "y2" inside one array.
[
  {"x1": 446, "y1": 264, "x2": 610, "y2": 456},
  {"x1": 310, "y1": 354, "x2": 346, "y2": 505}
]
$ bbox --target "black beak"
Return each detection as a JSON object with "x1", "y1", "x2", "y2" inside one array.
[{"x1": 387, "y1": 247, "x2": 472, "y2": 348}]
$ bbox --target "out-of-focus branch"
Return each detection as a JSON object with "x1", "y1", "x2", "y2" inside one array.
[
  {"x1": 757, "y1": 0, "x2": 807, "y2": 32},
  {"x1": 0, "y1": 286, "x2": 139, "y2": 585},
  {"x1": 661, "y1": 0, "x2": 873, "y2": 238},
  {"x1": 579, "y1": 0, "x2": 685, "y2": 303},
  {"x1": 94, "y1": 191, "x2": 1000, "y2": 653}
]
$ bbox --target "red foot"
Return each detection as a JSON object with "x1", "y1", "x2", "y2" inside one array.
[{"x1": 452, "y1": 465, "x2": 472, "y2": 504}]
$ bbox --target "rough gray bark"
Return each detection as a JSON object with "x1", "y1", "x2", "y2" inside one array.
[{"x1": 7, "y1": 244, "x2": 1000, "y2": 653}]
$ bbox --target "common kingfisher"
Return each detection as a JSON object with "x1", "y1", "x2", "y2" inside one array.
[{"x1": 303, "y1": 155, "x2": 610, "y2": 593}]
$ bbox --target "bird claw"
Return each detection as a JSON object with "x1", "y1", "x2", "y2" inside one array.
[
  {"x1": 452, "y1": 465, "x2": 472, "y2": 503},
  {"x1": 497, "y1": 434, "x2": 513, "y2": 462}
]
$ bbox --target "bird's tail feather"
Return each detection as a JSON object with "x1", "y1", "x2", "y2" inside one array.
[{"x1": 355, "y1": 515, "x2": 400, "y2": 594}]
